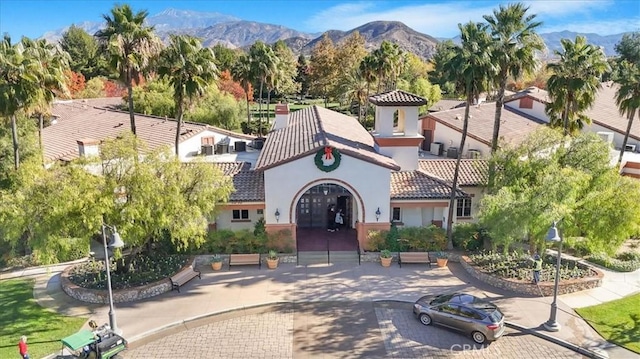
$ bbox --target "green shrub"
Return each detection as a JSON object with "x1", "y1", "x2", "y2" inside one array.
[
  {"x1": 452, "y1": 223, "x2": 486, "y2": 252},
  {"x1": 397, "y1": 225, "x2": 446, "y2": 251},
  {"x1": 587, "y1": 252, "x2": 640, "y2": 272},
  {"x1": 366, "y1": 230, "x2": 388, "y2": 251}
]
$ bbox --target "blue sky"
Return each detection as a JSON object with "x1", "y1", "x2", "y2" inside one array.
[{"x1": 1, "y1": 0, "x2": 638, "y2": 39}]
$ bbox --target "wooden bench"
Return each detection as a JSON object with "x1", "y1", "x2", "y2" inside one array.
[
  {"x1": 398, "y1": 252, "x2": 432, "y2": 268},
  {"x1": 170, "y1": 263, "x2": 201, "y2": 292},
  {"x1": 229, "y1": 253, "x2": 261, "y2": 269}
]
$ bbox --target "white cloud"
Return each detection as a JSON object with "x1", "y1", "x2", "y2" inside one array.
[{"x1": 304, "y1": 0, "x2": 635, "y2": 38}]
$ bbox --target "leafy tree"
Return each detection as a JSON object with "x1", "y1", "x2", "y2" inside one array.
[
  {"x1": 359, "y1": 54, "x2": 378, "y2": 121},
  {"x1": 614, "y1": 32, "x2": 640, "y2": 65},
  {"x1": 546, "y1": 36, "x2": 609, "y2": 135},
  {"x1": 157, "y1": 34, "x2": 217, "y2": 156},
  {"x1": 428, "y1": 40, "x2": 458, "y2": 95},
  {"x1": 59, "y1": 25, "x2": 110, "y2": 80},
  {"x1": 212, "y1": 44, "x2": 239, "y2": 73},
  {"x1": 65, "y1": 70, "x2": 86, "y2": 98},
  {"x1": 442, "y1": 22, "x2": 495, "y2": 249},
  {"x1": 130, "y1": 79, "x2": 174, "y2": 117},
  {"x1": 95, "y1": 4, "x2": 161, "y2": 136},
  {"x1": 0, "y1": 114, "x2": 39, "y2": 189},
  {"x1": 295, "y1": 54, "x2": 311, "y2": 100},
  {"x1": 309, "y1": 34, "x2": 338, "y2": 106},
  {"x1": 614, "y1": 32, "x2": 640, "y2": 164},
  {"x1": 218, "y1": 69, "x2": 247, "y2": 101},
  {"x1": 481, "y1": 128, "x2": 640, "y2": 254},
  {"x1": 397, "y1": 77, "x2": 441, "y2": 115},
  {"x1": 400, "y1": 52, "x2": 433, "y2": 83},
  {"x1": 249, "y1": 41, "x2": 278, "y2": 135},
  {"x1": 371, "y1": 40, "x2": 405, "y2": 92},
  {"x1": 186, "y1": 87, "x2": 244, "y2": 131},
  {"x1": 80, "y1": 76, "x2": 107, "y2": 98},
  {"x1": 271, "y1": 40, "x2": 299, "y2": 98}
]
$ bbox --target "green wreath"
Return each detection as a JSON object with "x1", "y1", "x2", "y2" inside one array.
[{"x1": 314, "y1": 146, "x2": 341, "y2": 172}]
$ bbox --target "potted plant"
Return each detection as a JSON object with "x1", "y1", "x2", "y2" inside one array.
[
  {"x1": 266, "y1": 250, "x2": 279, "y2": 269},
  {"x1": 380, "y1": 249, "x2": 393, "y2": 267},
  {"x1": 435, "y1": 251, "x2": 448, "y2": 267},
  {"x1": 210, "y1": 254, "x2": 223, "y2": 271}
]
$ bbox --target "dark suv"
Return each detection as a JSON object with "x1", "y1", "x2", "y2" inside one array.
[{"x1": 413, "y1": 292, "x2": 505, "y2": 344}]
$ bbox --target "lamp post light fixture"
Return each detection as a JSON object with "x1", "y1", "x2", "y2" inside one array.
[
  {"x1": 102, "y1": 223, "x2": 125, "y2": 335},
  {"x1": 375, "y1": 207, "x2": 381, "y2": 222},
  {"x1": 543, "y1": 221, "x2": 563, "y2": 332},
  {"x1": 275, "y1": 209, "x2": 280, "y2": 222}
]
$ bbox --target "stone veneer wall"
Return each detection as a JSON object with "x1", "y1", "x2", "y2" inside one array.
[
  {"x1": 458, "y1": 255, "x2": 603, "y2": 296},
  {"x1": 61, "y1": 258, "x2": 197, "y2": 304}
]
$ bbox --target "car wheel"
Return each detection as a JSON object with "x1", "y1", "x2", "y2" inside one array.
[
  {"x1": 471, "y1": 331, "x2": 486, "y2": 344},
  {"x1": 419, "y1": 313, "x2": 432, "y2": 326}
]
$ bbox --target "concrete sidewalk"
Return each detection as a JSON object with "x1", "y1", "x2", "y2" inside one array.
[{"x1": 9, "y1": 258, "x2": 637, "y2": 359}]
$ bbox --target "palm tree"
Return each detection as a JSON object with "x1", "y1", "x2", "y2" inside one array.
[
  {"x1": 371, "y1": 41, "x2": 404, "y2": 92},
  {"x1": 249, "y1": 41, "x2": 278, "y2": 136},
  {"x1": 359, "y1": 54, "x2": 378, "y2": 120},
  {"x1": 157, "y1": 35, "x2": 217, "y2": 156},
  {"x1": 484, "y1": 3, "x2": 544, "y2": 154},
  {"x1": 21, "y1": 38, "x2": 70, "y2": 160},
  {"x1": 615, "y1": 61, "x2": 640, "y2": 163},
  {"x1": 95, "y1": 4, "x2": 160, "y2": 136},
  {"x1": 232, "y1": 54, "x2": 253, "y2": 131},
  {"x1": 0, "y1": 35, "x2": 41, "y2": 170},
  {"x1": 443, "y1": 22, "x2": 495, "y2": 249},
  {"x1": 546, "y1": 36, "x2": 609, "y2": 136},
  {"x1": 338, "y1": 67, "x2": 368, "y2": 123}
]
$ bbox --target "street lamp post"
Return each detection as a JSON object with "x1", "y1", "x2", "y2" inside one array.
[
  {"x1": 102, "y1": 223, "x2": 125, "y2": 335},
  {"x1": 543, "y1": 221, "x2": 562, "y2": 332}
]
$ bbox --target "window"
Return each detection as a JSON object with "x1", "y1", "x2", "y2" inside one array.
[
  {"x1": 456, "y1": 199, "x2": 472, "y2": 217},
  {"x1": 257, "y1": 209, "x2": 263, "y2": 215},
  {"x1": 458, "y1": 307, "x2": 484, "y2": 320},
  {"x1": 232, "y1": 209, "x2": 249, "y2": 220},
  {"x1": 392, "y1": 207, "x2": 401, "y2": 222}
]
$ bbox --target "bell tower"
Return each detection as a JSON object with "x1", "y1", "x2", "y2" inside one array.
[{"x1": 369, "y1": 90, "x2": 427, "y2": 170}]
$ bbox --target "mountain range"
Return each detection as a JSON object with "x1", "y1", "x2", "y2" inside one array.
[{"x1": 42, "y1": 7, "x2": 628, "y2": 60}]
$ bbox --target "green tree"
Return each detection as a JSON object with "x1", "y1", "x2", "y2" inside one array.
[
  {"x1": 186, "y1": 87, "x2": 243, "y2": 131},
  {"x1": 614, "y1": 32, "x2": 640, "y2": 65},
  {"x1": 443, "y1": 22, "x2": 495, "y2": 249},
  {"x1": 212, "y1": 44, "x2": 239, "y2": 73},
  {"x1": 359, "y1": 54, "x2": 378, "y2": 121},
  {"x1": 272, "y1": 40, "x2": 299, "y2": 98},
  {"x1": 484, "y1": 3, "x2": 544, "y2": 155},
  {"x1": 157, "y1": 34, "x2": 217, "y2": 156},
  {"x1": 546, "y1": 36, "x2": 610, "y2": 136},
  {"x1": 95, "y1": 4, "x2": 161, "y2": 136},
  {"x1": 295, "y1": 54, "x2": 311, "y2": 100},
  {"x1": 80, "y1": 76, "x2": 107, "y2": 98},
  {"x1": 231, "y1": 53, "x2": 254, "y2": 132},
  {"x1": 614, "y1": 32, "x2": 640, "y2": 164},
  {"x1": 429, "y1": 40, "x2": 458, "y2": 95},
  {"x1": 338, "y1": 67, "x2": 368, "y2": 123},
  {"x1": 59, "y1": 25, "x2": 109, "y2": 80},
  {"x1": 249, "y1": 41, "x2": 278, "y2": 135},
  {"x1": 371, "y1": 40, "x2": 405, "y2": 92},
  {"x1": 400, "y1": 52, "x2": 433, "y2": 83},
  {"x1": 397, "y1": 77, "x2": 441, "y2": 115},
  {"x1": 130, "y1": 78, "x2": 175, "y2": 117},
  {"x1": 309, "y1": 34, "x2": 338, "y2": 106},
  {"x1": 0, "y1": 114, "x2": 39, "y2": 189}
]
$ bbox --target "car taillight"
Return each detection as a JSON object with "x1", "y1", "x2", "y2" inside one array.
[{"x1": 486, "y1": 324, "x2": 500, "y2": 330}]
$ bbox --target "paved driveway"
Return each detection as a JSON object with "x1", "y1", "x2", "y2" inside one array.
[{"x1": 123, "y1": 301, "x2": 584, "y2": 359}]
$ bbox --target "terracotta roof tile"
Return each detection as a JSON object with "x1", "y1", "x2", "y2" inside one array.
[
  {"x1": 428, "y1": 99, "x2": 466, "y2": 112},
  {"x1": 390, "y1": 170, "x2": 468, "y2": 200},
  {"x1": 369, "y1": 90, "x2": 427, "y2": 106},
  {"x1": 425, "y1": 105, "x2": 545, "y2": 147},
  {"x1": 211, "y1": 162, "x2": 264, "y2": 202},
  {"x1": 418, "y1": 159, "x2": 488, "y2": 186},
  {"x1": 587, "y1": 83, "x2": 640, "y2": 141},
  {"x1": 505, "y1": 86, "x2": 550, "y2": 103},
  {"x1": 255, "y1": 105, "x2": 399, "y2": 171}
]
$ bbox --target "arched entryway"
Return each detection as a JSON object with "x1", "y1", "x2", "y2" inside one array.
[{"x1": 294, "y1": 182, "x2": 360, "y2": 256}]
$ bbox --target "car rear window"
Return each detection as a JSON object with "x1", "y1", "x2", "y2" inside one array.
[{"x1": 488, "y1": 309, "x2": 504, "y2": 322}]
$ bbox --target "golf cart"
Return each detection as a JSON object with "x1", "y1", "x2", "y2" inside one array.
[{"x1": 57, "y1": 323, "x2": 127, "y2": 359}]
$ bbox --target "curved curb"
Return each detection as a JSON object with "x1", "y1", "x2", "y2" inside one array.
[{"x1": 505, "y1": 321, "x2": 609, "y2": 359}]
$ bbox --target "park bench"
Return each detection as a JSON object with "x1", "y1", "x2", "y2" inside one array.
[
  {"x1": 229, "y1": 253, "x2": 261, "y2": 270},
  {"x1": 398, "y1": 252, "x2": 432, "y2": 268},
  {"x1": 170, "y1": 262, "x2": 201, "y2": 292}
]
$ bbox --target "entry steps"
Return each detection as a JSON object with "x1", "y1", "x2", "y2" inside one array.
[{"x1": 297, "y1": 250, "x2": 360, "y2": 266}]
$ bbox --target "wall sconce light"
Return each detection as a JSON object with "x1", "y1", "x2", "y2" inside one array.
[
  {"x1": 375, "y1": 207, "x2": 381, "y2": 222},
  {"x1": 275, "y1": 209, "x2": 280, "y2": 222}
]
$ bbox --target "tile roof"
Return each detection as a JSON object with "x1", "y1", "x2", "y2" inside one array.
[
  {"x1": 369, "y1": 90, "x2": 427, "y2": 107},
  {"x1": 505, "y1": 86, "x2": 550, "y2": 103},
  {"x1": 255, "y1": 105, "x2": 400, "y2": 171},
  {"x1": 428, "y1": 99, "x2": 466, "y2": 112},
  {"x1": 587, "y1": 83, "x2": 640, "y2": 141},
  {"x1": 211, "y1": 162, "x2": 265, "y2": 202},
  {"x1": 390, "y1": 170, "x2": 468, "y2": 200},
  {"x1": 418, "y1": 159, "x2": 488, "y2": 186},
  {"x1": 425, "y1": 104, "x2": 545, "y2": 147}
]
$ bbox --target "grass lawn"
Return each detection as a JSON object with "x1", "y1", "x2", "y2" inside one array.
[
  {"x1": 0, "y1": 279, "x2": 87, "y2": 359},
  {"x1": 575, "y1": 293, "x2": 640, "y2": 354}
]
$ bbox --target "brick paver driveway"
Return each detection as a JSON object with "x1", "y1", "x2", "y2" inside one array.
[{"x1": 123, "y1": 302, "x2": 584, "y2": 359}]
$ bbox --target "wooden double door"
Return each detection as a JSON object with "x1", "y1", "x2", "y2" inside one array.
[{"x1": 297, "y1": 194, "x2": 352, "y2": 229}]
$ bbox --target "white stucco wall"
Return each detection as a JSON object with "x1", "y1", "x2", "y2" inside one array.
[
  {"x1": 179, "y1": 129, "x2": 254, "y2": 161},
  {"x1": 433, "y1": 123, "x2": 490, "y2": 157},
  {"x1": 375, "y1": 106, "x2": 420, "y2": 136},
  {"x1": 505, "y1": 99, "x2": 548, "y2": 123},
  {"x1": 378, "y1": 146, "x2": 419, "y2": 170},
  {"x1": 216, "y1": 209, "x2": 262, "y2": 231},
  {"x1": 582, "y1": 123, "x2": 639, "y2": 152},
  {"x1": 263, "y1": 153, "x2": 391, "y2": 225}
]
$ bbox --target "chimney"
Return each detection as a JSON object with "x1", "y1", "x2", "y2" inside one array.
[
  {"x1": 273, "y1": 103, "x2": 290, "y2": 130},
  {"x1": 76, "y1": 138, "x2": 100, "y2": 157}
]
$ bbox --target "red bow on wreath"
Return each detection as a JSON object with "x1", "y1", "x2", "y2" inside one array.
[{"x1": 324, "y1": 146, "x2": 333, "y2": 160}]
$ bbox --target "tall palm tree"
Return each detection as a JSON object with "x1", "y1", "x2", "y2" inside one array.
[
  {"x1": 371, "y1": 41, "x2": 404, "y2": 92},
  {"x1": 338, "y1": 67, "x2": 368, "y2": 123},
  {"x1": 0, "y1": 35, "x2": 41, "y2": 170},
  {"x1": 95, "y1": 4, "x2": 160, "y2": 136},
  {"x1": 615, "y1": 61, "x2": 640, "y2": 163},
  {"x1": 484, "y1": 3, "x2": 544, "y2": 155},
  {"x1": 359, "y1": 54, "x2": 378, "y2": 120},
  {"x1": 21, "y1": 38, "x2": 70, "y2": 160},
  {"x1": 232, "y1": 54, "x2": 253, "y2": 131},
  {"x1": 443, "y1": 22, "x2": 495, "y2": 249},
  {"x1": 546, "y1": 36, "x2": 609, "y2": 136},
  {"x1": 249, "y1": 41, "x2": 278, "y2": 136},
  {"x1": 157, "y1": 35, "x2": 217, "y2": 156}
]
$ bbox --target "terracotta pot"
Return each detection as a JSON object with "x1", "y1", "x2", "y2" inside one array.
[
  {"x1": 266, "y1": 258, "x2": 279, "y2": 269},
  {"x1": 436, "y1": 258, "x2": 448, "y2": 267},
  {"x1": 211, "y1": 261, "x2": 223, "y2": 271},
  {"x1": 380, "y1": 257, "x2": 392, "y2": 267}
]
